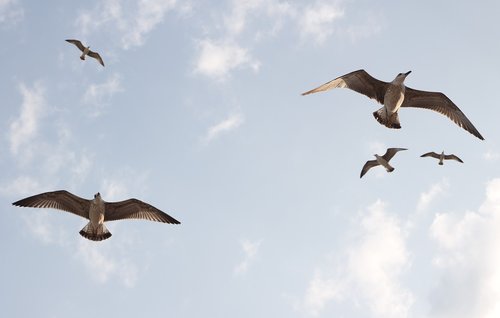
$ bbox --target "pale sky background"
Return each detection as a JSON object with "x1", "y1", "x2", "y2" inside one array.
[{"x1": 1, "y1": 1, "x2": 500, "y2": 317}]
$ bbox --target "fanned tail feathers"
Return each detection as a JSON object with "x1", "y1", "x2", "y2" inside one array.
[
  {"x1": 79, "y1": 222, "x2": 112, "y2": 241},
  {"x1": 373, "y1": 107, "x2": 401, "y2": 129}
]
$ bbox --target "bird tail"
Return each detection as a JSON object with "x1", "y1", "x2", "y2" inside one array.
[
  {"x1": 80, "y1": 55, "x2": 85, "y2": 61},
  {"x1": 439, "y1": 162, "x2": 444, "y2": 166},
  {"x1": 373, "y1": 108, "x2": 401, "y2": 129},
  {"x1": 79, "y1": 222, "x2": 112, "y2": 241}
]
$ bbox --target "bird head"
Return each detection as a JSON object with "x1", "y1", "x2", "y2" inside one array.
[
  {"x1": 393, "y1": 71, "x2": 411, "y2": 84},
  {"x1": 94, "y1": 192, "x2": 101, "y2": 199}
]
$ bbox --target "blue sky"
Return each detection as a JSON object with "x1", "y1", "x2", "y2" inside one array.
[{"x1": 1, "y1": 0, "x2": 500, "y2": 317}]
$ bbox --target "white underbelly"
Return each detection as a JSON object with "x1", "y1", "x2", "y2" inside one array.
[{"x1": 384, "y1": 87, "x2": 405, "y2": 113}]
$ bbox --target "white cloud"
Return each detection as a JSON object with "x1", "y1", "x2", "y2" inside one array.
[
  {"x1": 0, "y1": 0, "x2": 24, "y2": 26},
  {"x1": 9, "y1": 82, "x2": 46, "y2": 156},
  {"x1": 83, "y1": 73, "x2": 123, "y2": 117},
  {"x1": 298, "y1": 2, "x2": 344, "y2": 45},
  {"x1": 0, "y1": 175, "x2": 41, "y2": 197},
  {"x1": 234, "y1": 239, "x2": 262, "y2": 275},
  {"x1": 194, "y1": 39, "x2": 259, "y2": 80},
  {"x1": 429, "y1": 178, "x2": 500, "y2": 318},
  {"x1": 121, "y1": 0, "x2": 177, "y2": 49},
  {"x1": 417, "y1": 178, "x2": 449, "y2": 212},
  {"x1": 483, "y1": 150, "x2": 500, "y2": 162},
  {"x1": 299, "y1": 200, "x2": 413, "y2": 317},
  {"x1": 75, "y1": 240, "x2": 139, "y2": 287},
  {"x1": 203, "y1": 113, "x2": 244, "y2": 143},
  {"x1": 76, "y1": 0, "x2": 177, "y2": 50}
]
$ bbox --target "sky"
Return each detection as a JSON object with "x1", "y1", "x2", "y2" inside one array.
[{"x1": 1, "y1": 0, "x2": 500, "y2": 317}]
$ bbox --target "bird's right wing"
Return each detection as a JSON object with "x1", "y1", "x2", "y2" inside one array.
[
  {"x1": 360, "y1": 160, "x2": 379, "y2": 178},
  {"x1": 65, "y1": 39, "x2": 85, "y2": 52},
  {"x1": 302, "y1": 69, "x2": 389, "y2": 105},
  {"x1": 444, "y1": 154, "x2": 464, "y2": 163},
  {"x1": 12, "y1": 190, "x2": 91, "y2": 219},
  {"x1": 420, "y1": 152, "x2": 440, "y2": 159},
  {"x1": 382, "y1": 148, "x2": 407, "y2": 161},
  {"x1": 401, "y1": 87, "x2": 484, "y2": 140},
  {"x1": 87, "y1": 51, "x2": 104, "y2": 67},
  {"x1": 104, "y1": 199, "x2": 180, "y2": 224}
]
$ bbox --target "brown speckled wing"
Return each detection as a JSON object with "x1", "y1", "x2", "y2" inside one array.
[
  {"x1": 12, "y1": 190, "x2": 91, "y2": 219},
  {"x1": 302, "y1": 69, "x2": 389, "y2": 105},
  {"x1": 401, "y1": 88, "x2": 484, "y2": 140},
  {"x1": 104, "y1": 199, "x2": 180, "y2": 224}
]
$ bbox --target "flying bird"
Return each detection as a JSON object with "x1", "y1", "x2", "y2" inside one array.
[
  {"x1": 66, "y1": 39, "x2": 104, "y2": 67},
  {"x1": 360, "y1": 148, "x2": 407, "y2": 178},
  {"x1": 421, "y1": 151, "x2": 463, "y2": 165},
  {"x1": 302, "y1": 69, "x2": 484, "y2": 140},
  {"x1": 12, "y1": 190, "x2": 180, "y2": 241}
]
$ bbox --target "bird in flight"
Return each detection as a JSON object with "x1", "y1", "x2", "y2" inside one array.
[
  {"x1": 421, "y1": 151, "x2": 463, "y2": 165},
  {"x1": 302, "y1": 69, "x2": 484, "y2": 140},
  {"x1": 12, "y1": 190, "x2": 180, "y2": 241},
  {"x1": 360, "y1": 148, "x2": 407, "y2": 178},
  {"x1": 66, "y1": 39, "x2": 104, "y2": 67}
]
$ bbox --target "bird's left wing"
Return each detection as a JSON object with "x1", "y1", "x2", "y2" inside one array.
[
  {"x1": 104, "y1": 199, "x2": 180, "y2": 224},
  {"x1": 360, "y1": 160, "x2": 379, "y2": 178},
  {"x1": 420, "y1": 152, "x2": 440, "y2": 159},
  {"x1": 87, "y1": 51, "x2": 104, "y2": 67},
  {"x1": 302, "y1": 70, "x2": 389, "y2": 105},
  {"x1": 65, "y1": 39, "x2": 85, "y2": 52},
  {"x1": 401, "y1": 88, "x2": 484, "y2": 140},
  {"x1": 382, "y1": 148, "x2": 407, "y2": 161},
  {"x1": 444, "y1": 154, "x2": 464, "y2": 163},
  {"x1": 12, "y1": 190, "x2": 91, "y2": 219}
]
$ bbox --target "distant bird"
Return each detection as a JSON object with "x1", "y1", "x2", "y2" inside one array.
[
  {"x1": 421, "y1": 151, "x2": 463, "y2": 165},
  {"x1": 360, "y1": 148, "x2": 407, "y2": 178},
  {"x1": 65, "y1": 39, "x2": 104, "y2": 67},
  {"x1": 12, "y1": 190, "x2": 180, "y2": 241},
  {"x1": 302, "y1": 69, "x2": 484, "y2": 140}
]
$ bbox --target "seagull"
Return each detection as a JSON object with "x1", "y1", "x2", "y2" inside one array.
[
  {"x1": 360, "y1": 148, "x2": 407, "y2": 178},
  {"x1": 302, "y1": 69, "x2": 484, "y2": 140},
  {"x1": 65, "y1": 39, "x2": 104, "y2": 67},
  {"x1": 12, "y1": 190, "x2": 180, "y2": 241},
  {"x1": 421, "y1": 151, "x2": 463, "y2": 165}
]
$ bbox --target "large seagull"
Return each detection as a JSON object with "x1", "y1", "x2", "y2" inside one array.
[
  {"x1": 13, "y1": 190, "x2": 180, "y2": 241},
  {"x1": 302, "y1": 69, "x2": 484, "y2": 140},
  {"x1": 66, "y1": 39, "x2": 105, "y2": 67}
]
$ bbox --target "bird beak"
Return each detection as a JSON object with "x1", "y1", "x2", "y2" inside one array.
[{"x1": 404, "y1": 71, "x2": 412, "y2": 76}]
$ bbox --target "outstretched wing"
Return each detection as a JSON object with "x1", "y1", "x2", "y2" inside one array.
[
  {"x1": 65, "y1": 39, "x2": 85, "y2": 52},
  {"x1": 12, "y1": 190, "x2": 90, "y2": 219},
  {"x1": 420, "y1": 152, "x2": 440, "y2": 159},
  {"x1": 444, "y1": 154, "x2": 463, "y2": 163},
  {"x1": 104, "y1": 199, "x2": 180, "y2": 224},
  {"x1": 382, "y1": 148, "x2": 407, "y2": 162},
  {"x1": 401, "y1": 88, "x2": 484, "y2": 140},
  {"x1": 302, "y1": 69, "x2": 389, "y2": 105},
  {"x1": 87, "y1": 51, "x2": 104, "y2": 67},
  {"x1": 360, "y1": 160, "x2": 380, "y2": 178}
]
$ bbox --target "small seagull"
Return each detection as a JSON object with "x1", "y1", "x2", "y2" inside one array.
[
  {"x1": 12, "y1": 190, "x2": 180, "y2": 241},
  {"x1": 66, "y1": 39, "x2": 104, "y2": 67},
  {"x1": 302, "y1": 69, "x2": 484, "y2": 140},
  {"x1": 421, "y1": 151, "x2": 463, "y2": 165},
  {"x1": 360, "y1": 148, "x2": 407, "y2": 178}
]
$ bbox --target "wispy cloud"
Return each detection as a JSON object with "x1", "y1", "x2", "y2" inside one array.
[
  {"x1": 234, "y1": 239, "x2": 262, "y2": 275},
  {"x1": 9, "y1": 82, "x2": 46, "y2": 157},
  {"x1": 299, "y1": 200, "x2": 412, "y2": 317},
  {"x1": 417, "y1": 178, "x2": 449, "y2": 212},
  {"x1": 76, "y1": 0, "x2": 178, "y2": 50},
  {"x1": 83, "y1": 73, "x2": 123, "y2": 117},
  {"x1": 0, "y1": 0, "x2": 24, "y2": 26},
  {"x1": 202, "y1": 113, "x2": 244, "y2": 144},
  {"x1": 483, "y1": 150, "x2": 500, "y2": 162},
  {"x1": 194, "y1": 39, "x2": 259, "y2": 81},
  {"x1": 298, "y1": 2, "x2": 344, "y2": 45},
  {"x1": 429, "y1": 178, "x2": 500, "y2": 318},
  {"x1": 75, "y1": 240, "x2": 139, "y2": 287}
]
